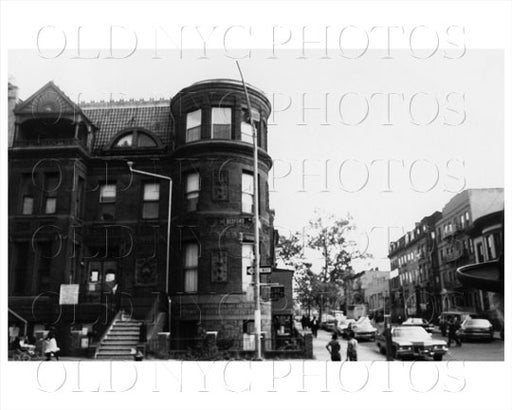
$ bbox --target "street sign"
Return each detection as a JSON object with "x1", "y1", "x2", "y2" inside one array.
[{"x1": 246, "y1": 266, "x2": 272, "y2": 275}]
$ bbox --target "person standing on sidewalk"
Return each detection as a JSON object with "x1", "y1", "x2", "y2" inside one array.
[
  {"x1": 447, "y1": 317, "x2": 462, "y2": 347},
  {"x1": 325, "y1": 333, "x2": 342, "y2": 361},
  {"x1": 346, "y1": 331, "x2": 358, "y2": 361},
  {"x1": 311, "y1": 316, "x2": 319, "y2": 338}
]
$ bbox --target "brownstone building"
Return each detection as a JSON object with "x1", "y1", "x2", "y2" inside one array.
[
  {"x1": 388, "y1": 211, "x2": 442, "y2": 320},
  {"x1": 8, "y1": 79, "x2": 279, "y2": 353}
]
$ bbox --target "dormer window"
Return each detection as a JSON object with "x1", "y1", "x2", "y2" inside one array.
[{"x1": 112, "y1": 130, "x2": 158, "y2": 148}]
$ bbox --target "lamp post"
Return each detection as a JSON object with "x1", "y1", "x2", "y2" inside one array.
[
  {"x1": 236, "y1": 61, "x2": 262, "y2": 360},
  {"x1": 127, "y1": 161, "x2": 173, "y2": 334}
]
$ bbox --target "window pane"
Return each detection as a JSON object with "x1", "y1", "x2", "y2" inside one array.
[
  {"x1": 241, "y1": 122, "x2": 254, "y2": 143},
  {"x1": 186, "y1": 127, "x2": 201, "y2": 142},
  {"x1": 212, "y1": 107, "x2": 231, "y2": 124},
  {"x1": 241, "y1": 172, "x2": 254, "y2": 213},
  {"x1": 138, "y1": 133, "x2": 157, "y2": 147},
  {"x1": 144, "y1": 183, "x2": 160, "y2": 201},
  {"x1": 186, "y1": 110, "x2": 201, "y2": 142},
  {"x1": 186, "y1": 173, "x2": 200, "y2": 193},
  {"x1": 212, "y1": 107, "x2": 231, "y2": 139},
  {"x1": 22, "y1": 196, "x2": 34, "y2": 215},
  {"x1": 115, "y1": 134, "x2": 133, "y2": 147},
  {"x1": 184, "y1": 243, "x2": 199, "y2": 293},
  {"x1": 45, "y1": 197, "x2": 56, "y2": 214},
  {"x1": 185, "y1": 269, "x2": 198, "y2": 293},
  {"x1": 100, "y1": 184, "x2": 116, "y2": 202},
  {"x1": 142, "y1": 202, "x2": 159, "y2": 219},
  {"x1": 89, "y1": 270, "x2": 99, "y2": 282},
  {"x1": 187, "y1": 109, "x2": 202, "y2": 129},
  {"x1": 100, "y1": 204, "x2": 115, "y2": 220},
  {"x1": 184, "y1": 243, "x2": 199, "y2": 267}
]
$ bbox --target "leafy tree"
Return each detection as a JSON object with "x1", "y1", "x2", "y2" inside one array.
[{"x1": 276, "y1": 211, "x2": 370, "y2": 319}]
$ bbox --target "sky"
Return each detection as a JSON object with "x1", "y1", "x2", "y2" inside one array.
[{"x1": 8, "y1": 49, "x2": 504, "y2": 271}]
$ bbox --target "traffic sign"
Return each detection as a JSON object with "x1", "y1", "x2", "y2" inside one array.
[{"x1": 246, "y1": 266, "x2": 272, "y2": 275}]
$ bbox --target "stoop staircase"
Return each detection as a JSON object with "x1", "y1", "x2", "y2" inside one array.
[{"x1": 95, "y1": 312, "x2": 142, "y2": 360}]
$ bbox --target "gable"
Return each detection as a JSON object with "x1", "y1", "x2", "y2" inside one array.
[{"x1": 14, "y1": 81, "x2": 91, "y2": 121}]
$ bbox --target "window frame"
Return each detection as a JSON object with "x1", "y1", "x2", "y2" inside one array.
[
  {"x1": 211, "y1": 107, "x2": 232, "y2": 140},
  {"x1": 43, "y1": 173, "x2": 59, "y2": 215},
  {"x1": 183, "y1": 242, "x2": 199, "y2": 293},
  {"x1": 112, "y1": 129, "x2": 159, "y2": 149},
  {"x1": 185, "y1": 172, "x2": 201, "y2": 212},
  {"x1": 142, "y1": 181, "x2": 160, "y2": 220},
  {"x1": 241, "y1": 171, "x2": 254, "y2": 214},
  {"x1": 186, "y1": 109, "x2": 202, "y2": 142},
  {"x1": 99, "y1": 182, "x2": 117, "y2": 220}
]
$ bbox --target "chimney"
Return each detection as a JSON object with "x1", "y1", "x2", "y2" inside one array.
[{"x1": 8, "y1": 82, "x2": 19, "y2": 147}]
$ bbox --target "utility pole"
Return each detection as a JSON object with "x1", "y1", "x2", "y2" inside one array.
[{"x1": 236, "y1": 61, "x2": 262, "y2": 360}]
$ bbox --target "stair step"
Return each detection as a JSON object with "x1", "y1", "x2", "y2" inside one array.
[
  {"x1": 98, "y1": 348, "x2": 134, "y2": 354},
  {"x1": 96, "y1": 355, "x2": 135, "y2": 360},
  {"x1": 102, "y1": 340, "x2": 138, "y2": 345}
]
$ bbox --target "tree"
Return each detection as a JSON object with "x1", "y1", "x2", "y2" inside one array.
[{"x1": 276, "y1": 211, "x2": 370, "y2": 319}]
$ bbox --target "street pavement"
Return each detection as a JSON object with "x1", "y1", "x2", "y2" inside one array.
[{"x1": 312, "y1": 328, "x2": 504, "y2": 361}]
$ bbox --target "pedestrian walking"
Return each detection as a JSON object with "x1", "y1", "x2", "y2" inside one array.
[
  {"x1": 311, "y1": 316, "x2": 319, "y2": 338},
  {"x1": 300, "y1": 315, "x2": 307, "y2": 331},
  {"x1": 43, "y1": 331, "x2": 60, "y2": 361},
  {"x1": 346, "y1": 331, "x2": 358, "y2": 361},
  {"x1": 325, "y1": 332, "x2": 342, "y2": 361},
  {"x1": 447, "y1": 317, "x2": 462, "y2": 347}
]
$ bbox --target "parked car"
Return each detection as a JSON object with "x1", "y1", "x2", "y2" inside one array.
[
  {"x1": 336, "y1": 319, "x2": 356, "y2": 338},
  {"x1": 457, "y1": 318, "x2": 494, "y2": 342},
  {"x1": 438, "y1": 311, "x2": 474, "y2": 336},
  {"x1": 402, "y1": 318, "x2": 435, "y2": 333},
  {"x1": 376, "y1": 326, "x2": 448, "y2": 361},
  {"x1": 350, "y1": 317, "x2": 377, "y2": 341},
  {"x1": 321, "y1": 314, "x2": 337, "y2": 332}
]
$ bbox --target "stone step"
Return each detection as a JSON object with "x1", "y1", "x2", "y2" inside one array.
[
  {"x1": 97, "y1": 347, "x2": 134, "y2": 354},
  {"x1": 102, "y1": 340, "x2": 138, "y2": 346},
  {"x1": 109, "y1": 330, "x2": 140, "y2": 335},
  {"x1": 114, "y1": 322, "x2": 142, "y2": 326},
  {"x1": 96, "y1": 355, "x2": 135, "y2": 360}
]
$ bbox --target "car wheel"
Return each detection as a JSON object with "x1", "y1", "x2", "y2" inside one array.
[
  {"x1": 379, "y1": 345, "x2": 386, "y2": 355},
  {"x1": 433, "y1": 354, "x2": 443, "y2": 361}
]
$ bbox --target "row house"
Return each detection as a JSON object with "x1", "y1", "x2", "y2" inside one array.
[
  {"x1": 388, "y1": 211, "x2": 442, "y2": 320},
  {"x1": 388, "y1": 188, "x2": 504, "y2": 322},
  {"x1": 435, "y1": 188, "x2": 504, "y2": 312}
]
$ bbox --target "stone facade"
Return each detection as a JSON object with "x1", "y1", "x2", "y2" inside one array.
[{"x1": 8, "y1": 79, "x2": 279, "y2": 348}]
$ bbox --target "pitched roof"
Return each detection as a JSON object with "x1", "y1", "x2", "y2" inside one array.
[
  {"x1": 14, "y1": 81, "x2": 94, "y2": 125},
  {"x1": 79, "y1": 99, "x2": 172, "y2": 150}
]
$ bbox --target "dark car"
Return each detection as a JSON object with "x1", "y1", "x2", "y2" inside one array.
[
  {"x1": 457, "y1": 318, "x2": 494, "y2": 342},
  {"x1": 376, "y1": 326, "x2": 448, "y2": 361},
  {"x1": 401, "y1": 318, "x2": 435, "y2": 333}
]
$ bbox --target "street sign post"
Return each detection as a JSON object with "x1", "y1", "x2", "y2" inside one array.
[{"x1": 246, "y1": 266, "x2": 272, "y2": 275}]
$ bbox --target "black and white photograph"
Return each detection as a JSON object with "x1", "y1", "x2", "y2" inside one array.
[{"x1": 0, "y1": 1, "x2": 511, "y2": 410}]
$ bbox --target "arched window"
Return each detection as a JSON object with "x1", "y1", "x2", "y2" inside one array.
[{"x1": 112, "y1": 129, "x2": 158, "y2": 148}]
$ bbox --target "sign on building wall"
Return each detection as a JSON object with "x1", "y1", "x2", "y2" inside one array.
[{"x1": 59, "y1": 284, "x2": 79, "y2": 305}]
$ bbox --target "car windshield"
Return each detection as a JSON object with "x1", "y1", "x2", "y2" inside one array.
[
  {"x1": 393, "y1": 327, "x2": 429, "y2": 339},
  {"x1": 465, "y1": 319, "x2": 490, "y2": 327}
]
